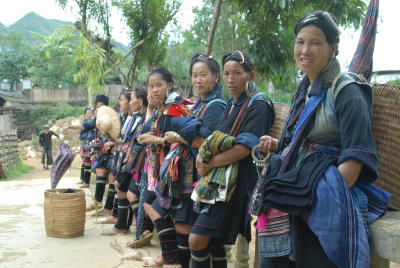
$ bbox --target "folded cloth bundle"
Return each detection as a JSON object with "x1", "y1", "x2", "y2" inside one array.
[
  {"x1": 262, "y1": 157, "x2": 337, "y2": 215},
  {"x1": 192, "y1": 131, "x2": 238, "y2": 203}
]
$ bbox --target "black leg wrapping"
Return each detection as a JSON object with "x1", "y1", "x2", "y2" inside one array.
[
  {"x1": 114, "y1": 198, "x2": 130, "y2": 230},
  {"x1": 191, "y1": 246, "x2": 211, "y2": 268},
  {"x1": 84, "y1": 166, "x2": 91, "y2": 184},
  {"x1": 176, "y1": 232, "x2": 190, "y2": 268},
  {"x1": 104, "y1": 183, "x2": 115, "y2": 210},
  {"x1": 94, "y1": 176, "x2": 106, "y2": 202},
  {"x1": 154, "y1": 217, "x2": 180, "y2": 265},
  {"x1": 142, "y1": 215, "x2": 154, "y2": 233},
  {"x1": 210, "y1": 238, "x2": 227, "y2": 268},
  {"x1": 112, "y1": 197, "x2": 119, "y2": 217}
]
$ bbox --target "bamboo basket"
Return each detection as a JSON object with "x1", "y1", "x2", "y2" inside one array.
[
  {"x1": 268, "y1": 102, "x2": 290, "y2": 140},
  {"x1": 371, "y1": 84, "x2": 400, "y2": 210},
  {"x1": 44, "y1": 188, "x2": 86, "y2": 238}
]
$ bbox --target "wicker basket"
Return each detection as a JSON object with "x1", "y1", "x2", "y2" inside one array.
[
  {"x1": 268, "y1": 102, "x2": 290, "y2": 140},
  {"x1": 371, "y1": 84, "x2": 400, "y2": 210},
  {"x1": 44, "y1": 188, "x2": 86, "y2": 238}
]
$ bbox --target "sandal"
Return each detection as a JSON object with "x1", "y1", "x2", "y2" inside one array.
[
  {"x1": 142, "y1": 256, "x2": 163, "y2": 267},
  {"x1": 127, "y1": 231, "x2": 153, "y2": 248},
  {"x1": 102, "y1": 227, "x2": 130, "y2": 236},
  {"x1": 123, "y1": 250, "x2": 146, "y2": 261},
  {"x1": 97, "y1": 216, "x2": 117, "y2": 224}
]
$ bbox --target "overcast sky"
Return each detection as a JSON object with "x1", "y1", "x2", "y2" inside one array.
[{"x1": 0, "y1": 0, "x2": 398, "y2": 73}]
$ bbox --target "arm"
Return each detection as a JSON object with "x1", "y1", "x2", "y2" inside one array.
[
  {"x1": 335, "y1": 83, "x2": 378, "y2": 186},
  {"x1": 208, "y1": 144, "x2": 250, "y2": 167},
  {"x1": 68, "y1": 124, "x2": 83, "y2": 130},
  {"x1": 51, "y1": 131, "x2": 59, "y2": 139}
]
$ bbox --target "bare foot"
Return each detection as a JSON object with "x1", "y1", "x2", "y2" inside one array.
[{"x1": 142, "y1": 256, "x2": 163, "y2": 267}]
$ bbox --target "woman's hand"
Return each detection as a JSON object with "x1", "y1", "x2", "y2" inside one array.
[
  {"x1": 164, "y1": 131, "x2": 179, "y2": 144},
  {"x1": 103, "y1": 141, "x2": 116, "y2": 150},
  {"x1": 196, "y1": 155, "x2": 214, "y2": 177},
  {"x1": 258, "y1": 135, "x2": 279, "y2": 153},
  {"x1": 138, "y1": 133, "x2": 161, "y2": 145}
]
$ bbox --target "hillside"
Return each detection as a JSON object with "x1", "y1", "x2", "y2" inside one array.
[
  {"x1": 0, "y1": 12, "x2": 128, "y2": 52},
  {"x1": 9, "y1": 12, "x2": 73, "y2": 45}
]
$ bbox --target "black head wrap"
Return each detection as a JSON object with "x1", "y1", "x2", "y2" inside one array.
[
  {"x1": 294, "y1": 11, "x2": 341, "y2": 45},
  {"x1": 189, "y1": 53, "x2": 220, "y2": 78},
  {"x1": 222, "y1": 51, "x2": 255, "y2": 73},
  {"x1": 95, "y1": 95, "x2": 109, "y2": 106}
]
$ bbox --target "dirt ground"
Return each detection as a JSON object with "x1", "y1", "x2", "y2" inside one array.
[
  {"x1": 0, "y1": 158, "x2": 398, "y2": 268},
  {"x1": 0, "y1": 159, "x2": 162, "y2": 268}
]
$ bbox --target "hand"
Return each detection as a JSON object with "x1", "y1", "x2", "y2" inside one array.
[
  {"x1": 258, "y1": 135, "x2": 279, "y2": 154},
  {"x1": 114, "y1": 180, "x2": 120, "y2": 189},
  {"x1": 104, "y1": 141, "x2": 115, "y2": 150},
  {"x1": 164, "y1": 131, "x2": 179, "y2": 144},
  {"x1": 138, "y1": 133, "x2": 158, "y2": 145},
  {"x1": 196, "y1": 154, "x2": 214, "y2": 177}
]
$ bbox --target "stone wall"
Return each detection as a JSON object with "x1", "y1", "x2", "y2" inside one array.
[{"x1": 0, "y1": 130, "x2": 19, "y2": 178}]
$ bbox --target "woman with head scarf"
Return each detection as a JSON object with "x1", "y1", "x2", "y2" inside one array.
[
  {"x1": 256, "y1": 11, "x2": 390, "y2": 267},
  {"x1": 189, "y1": 51, "x2": 275, "y2": 268}
]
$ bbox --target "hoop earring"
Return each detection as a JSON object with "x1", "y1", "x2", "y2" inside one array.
[{"x1": 246, "y1": 81, "x2": 253, "y2": 97}]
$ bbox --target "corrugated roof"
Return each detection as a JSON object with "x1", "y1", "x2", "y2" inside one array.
[{"x1": 0, "y1": 90, "x2": 36, "y2": 110}]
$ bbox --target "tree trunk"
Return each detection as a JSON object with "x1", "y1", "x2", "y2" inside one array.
[{"x1": 205, "y1": 0, "x2": 223, "y2": 56}]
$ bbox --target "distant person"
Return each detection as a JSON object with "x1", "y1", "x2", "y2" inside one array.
[{"x1": 39, "y1": 125, "x2": 59, "y2": 170}]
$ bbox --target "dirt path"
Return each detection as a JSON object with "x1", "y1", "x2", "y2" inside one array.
[{"x1": 0, "y1": 162, "x2": 161, "y2": 268}]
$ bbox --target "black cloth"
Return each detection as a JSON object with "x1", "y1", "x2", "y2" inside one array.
[
  {"x1": 80, "y1": 119, "x2": 96, "y2": 141},
  {"x1": 279, "y1": 80, "x2": 377, "y2": 182},
  {"x1": 191, "y1": 92, "x2": 274, "y2": 244},
  {"x1": 116, "y1": 172, "x2": 132, "y2": 192},
  {"x1": 39, "y1": 131, "x2": 59, "y2": 149},
  {"x1": 262, "y1": 157, "x2": 337, "y2": 215},
  {"x1": 152, "y1": 197, "x2": 197, "y2": 226}
]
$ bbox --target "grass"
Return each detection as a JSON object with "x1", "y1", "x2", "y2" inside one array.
[{"x1": 1, "y1": 158, "x2": 34, "y2": 181}]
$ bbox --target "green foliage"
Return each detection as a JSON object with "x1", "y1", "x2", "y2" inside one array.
[
  {"x1": 1, "y1": 157, "x2": 34, "y2": 181},
  {"x1": 226, "y1": 0, "x2": 366, "y2": 91},
  {"x1": 113, "y1": 0, "x2": 182, "y2": 83},
  {"x1": 29, "y1": 27, "x2": 79, "y2": 88},
  {"x1": 0, "y1": 50, "x2": 30, "y2": 87},
  {"x1": 388, "y1": 78, "x2": 400, "y2": 86},
  {"x1": 9, "y1": 12, "x2": 73, "y2": 45},
  {"x1": 73, "y1": 32, "x2": 108, "y2": 95}
]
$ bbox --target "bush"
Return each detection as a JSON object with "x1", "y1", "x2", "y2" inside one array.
[{"x1": 1, "y1": 157, "x2": 34, "y2": 181}]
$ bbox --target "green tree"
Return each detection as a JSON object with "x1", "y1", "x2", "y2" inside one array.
[
  {"x1": 0, "y1": 50, "x2": 29, "y2": 89},
  {"x1": 227, "y1": 0, "x2": 367, "y2": 90}
]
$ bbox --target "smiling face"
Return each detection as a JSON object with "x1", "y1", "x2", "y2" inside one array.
[
  {"x1": 191, "y1": 61, "x2": 218, "y2": 98},
  {"x1": 148, "y1": 74, "x2": 170, "y2": 107},
  {"x1": 119, "y1": 94, "x2": 130, "y2": 114},
  {"x1": 223, "y1": 60, "x2": 254, "y2": 99},
  {"x1": 294, "y1": 24, "x2": 337, "y2": 83}
]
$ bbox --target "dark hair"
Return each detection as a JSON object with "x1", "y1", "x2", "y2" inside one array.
[
  {"x1": 148, "y1": 66, "x2": 174, "y2": 84},
  {"x1": 222, "y1": 51, "x2": 255, "y2": 73},
  {"x1": 294, "y1": 11, "x2": 340, "y2": 45},
  {"x1": 189, "y1": 53, "x2": 220, "y2": 80},
  {"x1": 83, "y1": 107, "x2": 94, "y2": 115},
  {"x1": 95, "y1": 94, "x2": 109, "y2": 106},
  {"x1": 132, "y1": 86, "x2": 148, "y2": 107},
  {"x1": 119, "y1": 88, "x2": 132, "y2": 102}
]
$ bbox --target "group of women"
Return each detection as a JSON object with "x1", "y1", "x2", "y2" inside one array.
[{"x1": 74, "y1": 10, "x2": 390, "y2": 268}]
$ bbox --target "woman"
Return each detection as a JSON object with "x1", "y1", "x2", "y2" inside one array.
[
  {"x1": 137, "y1": 67, "x2": 191, "y2": 268},
  {"x1": 95, "y1": 90, "x2": 132, "y2": 218},
  {"x1": 256, "y1": 11, "x2": 390, "y2": 267},
  {"x1": 101, "y1": 87, "x2": 148, "y2": 234},
  {"x1": 190, "y1": 51, "x2": 275, "y2": 268},
  {"x1": 75, "y1": 107, "x2": 95, "y2": 188},
  {"x1": 146, "y1": 54, "x2": 227, "y2": 268}
]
